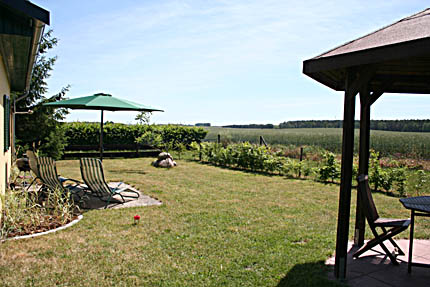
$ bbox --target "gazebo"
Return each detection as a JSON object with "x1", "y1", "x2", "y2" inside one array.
[{"x1": 303, "y1": 8, "x2": 430, "y2": 279}]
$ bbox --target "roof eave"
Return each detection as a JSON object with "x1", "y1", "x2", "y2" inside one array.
[
  {"x1": 0, "y1": 0, "x2": 49, "y2": 25},
  {"x1": 0, "y1": 0, "x2": 50, "y2": 92},
  {"x1": 23, "y1": 18, "x2": 45, "y2": 91},
  {"x1": 303, "y1": 37, "x2": 430, "y2": 74},
  {"x1": 303, "y1": 37, "x2": 430, "y2": 92}
]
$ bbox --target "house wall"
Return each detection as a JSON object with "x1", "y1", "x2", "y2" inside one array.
[{"x1": 0, "y1": 54, "x2": 11, "y2": 218}]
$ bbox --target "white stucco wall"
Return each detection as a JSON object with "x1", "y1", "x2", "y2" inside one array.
[{"x1": 0, "y1": 54, "x2": 11, "y2": 217}]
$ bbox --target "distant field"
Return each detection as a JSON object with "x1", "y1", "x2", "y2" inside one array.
[{"x1": 203, "y1": 127, "x2": 430, "y2": 159}]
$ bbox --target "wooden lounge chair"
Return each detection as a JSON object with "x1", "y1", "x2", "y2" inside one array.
[
  {"x1": 36, "y1": 156, "x2": 82, "y2": 200},
  {"x1": 353, "y1": 174, "x2": 410, "y2": 264},
  {"x1": 79, "y1": 158, "x2": 139, "y2": 208}
]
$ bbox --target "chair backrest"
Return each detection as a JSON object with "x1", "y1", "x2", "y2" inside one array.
[
  {"x1": 357, "y1": 174, "x2": 379, "y2": 225},
  {"x1": 26, "y1": 150, "x2": 40, "y2": 178},
  {"x1": 79, "y1": 158, "x2": 112, "y2": 197},
  {"x1": 36, "y1": 156, "x2": 63, "y2": 191}
]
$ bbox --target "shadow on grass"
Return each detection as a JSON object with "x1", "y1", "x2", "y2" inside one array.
[
  {"x1": 277, "y1": 261, "x2": 345, "y2": 287},
  {"x1": 108, "y1": 169, "x2": 147, "y2": 175},
  {"x1": 189, "y1": 159, "x2": 321, "y2": 182},
  {"x1": 189, "y1": 159, "x2": 289, "y2": 178}
]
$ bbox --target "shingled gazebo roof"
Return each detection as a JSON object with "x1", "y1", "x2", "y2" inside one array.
[{"x1": 303, "y1": 8, "x2": 430, "y2": 93}]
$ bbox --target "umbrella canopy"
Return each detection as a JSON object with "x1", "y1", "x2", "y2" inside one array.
[
  {"x1": 44, "y1": 93, "x2": 163, "y2": 112},
  {"x1": 43, "y1": 93, "x2": 163, "y2": 160}
]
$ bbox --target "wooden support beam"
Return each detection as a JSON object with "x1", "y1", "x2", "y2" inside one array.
[
  {"x1": 368, "y1": 90, "x2": 384, "y2": 106},
  {"x1": 354, "y1": 88, "x2": 371, "y2": 247},
  {"x1": 334, "y1": 71, "x2": 359, "y2": 279},
  {"x1": 353, "y1": 89, "x2": 384, "y2": 247},
  {"x1": 344, "y1": 65, "x2": 375, "y2": 96}
]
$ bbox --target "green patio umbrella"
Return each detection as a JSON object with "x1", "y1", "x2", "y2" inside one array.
[{"x1": 44, "y1": 93, "x2": 163, "y2": 160}]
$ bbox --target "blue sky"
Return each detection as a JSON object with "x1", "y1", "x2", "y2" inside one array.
[{"x1": 33, "y1": 0, "x2": 430, "y2": 126}]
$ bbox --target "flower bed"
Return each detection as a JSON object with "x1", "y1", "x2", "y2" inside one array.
[{"x1": 1, "y1": 188, "x2": 79, "y2": 240}]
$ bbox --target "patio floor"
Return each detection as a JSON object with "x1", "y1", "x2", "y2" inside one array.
[{"x1": 326, "y1": 240, "x2": 430, "y2": 286}]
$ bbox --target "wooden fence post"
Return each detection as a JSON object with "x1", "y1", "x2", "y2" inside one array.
[
  {"x1": 259, "y1": 136, "x2": 268, "y2": 147},
  {"x1": 217, "y1": 134, "x2": 221, "y2": 144},
  {"x1": 299, "y1": 147, "x2": 303, "y2": 177}
]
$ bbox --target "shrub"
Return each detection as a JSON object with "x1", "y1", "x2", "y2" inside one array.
[
  {"x1": 317, "y1": 152, "x2": 340, "y2": 183},
  {"x1": 201, "y1": 142, "x2": 304, "y2": 176},
  {"x1": 368, "y1": 150, "x2": 407, "y2": 196},
  {"x1": 63, "y1": 122, "x2": 207, "y2": 150}
]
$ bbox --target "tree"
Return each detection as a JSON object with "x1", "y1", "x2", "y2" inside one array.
[
  {"x1": 135, "y1": 111, "x2": 152, "y2": 125},
  {"x1": 14, "y1": 30, "x2": 70, "y2": 159}
]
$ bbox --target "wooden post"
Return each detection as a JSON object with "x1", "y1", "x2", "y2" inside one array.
[
  {"x1": 260, "y1": 136, "x2": 268, "y2": 147},
  {"x1": 135, "y1": 142, "x2": 139, "y2": 157},
  {"x1": 354, "y1": 89, "x2": 371, "y2": 247},
  {"x1": 299, "y1": 147, "x2": 303, "y2": 178},
  {"x1": 334, "y1": 72, "x2": 358, "y2": 279},
  {"x1": 217, "y1": 134, "x2": 221, "y2": 144},
  {"x1": 199, "y1": 142, "x2": 202, "y2": 161},
  {"x1": 354, "y1": 90, "x2": 383, "y2": 247}
]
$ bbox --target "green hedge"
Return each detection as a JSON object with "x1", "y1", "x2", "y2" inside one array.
[{"x1": 64, "y1": 122, "x2": 207, "y2": 148}]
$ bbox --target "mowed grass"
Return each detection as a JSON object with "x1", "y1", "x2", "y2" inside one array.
[
  {"x1": 204, "y1": 127, "x2": 430, "y2": 159},
  {"x1": 0, "y1": 158, "x2": 425, "y2": 286}
]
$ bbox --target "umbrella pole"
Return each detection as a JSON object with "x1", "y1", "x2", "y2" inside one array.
[{"x1": 100, "y1": 110, "x2": 104, "y2": 161}]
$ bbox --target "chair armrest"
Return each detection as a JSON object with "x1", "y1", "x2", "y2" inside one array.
[{"x1": 59, "y1": 176, "x2": 82, "y2": 186}]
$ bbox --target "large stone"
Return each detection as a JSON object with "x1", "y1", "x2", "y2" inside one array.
[
  {"x1": 157, "y1": 152, "x2": 173, "y2": 160},
  {"x1": 152, "y1": 153, "x2": 177, "y2": 168}
]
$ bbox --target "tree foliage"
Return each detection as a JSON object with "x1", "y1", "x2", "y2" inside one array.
[
  {"x1": 135, "y1": 111, "x2": 152, "y2": 125},
  {"x1": 279, "y1": 119, "x2": 430, "y2": 132},
  {"x1": 14, "y1": 30, "x2": 69, "y2": 159}
]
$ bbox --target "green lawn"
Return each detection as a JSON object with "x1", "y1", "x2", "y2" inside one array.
[{"x1": 0, "y1": 158, "x2": 424, "y2": 286}]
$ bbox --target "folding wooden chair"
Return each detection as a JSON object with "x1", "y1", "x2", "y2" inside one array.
[
  {"x1": 353, "y1": 174, "x2": 410, "y2": 264},
  {"x1": 79, "y1": 158, "x2": 139, "y2": 208}
]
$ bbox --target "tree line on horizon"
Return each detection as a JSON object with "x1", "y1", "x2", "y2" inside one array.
[{"x1": 218, "y1": 120, "x2": 430, "y2": 132}]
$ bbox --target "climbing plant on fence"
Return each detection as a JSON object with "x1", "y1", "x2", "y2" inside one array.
[{"x1": 63, "y1": 122, "x2": 207, "y2": 148}]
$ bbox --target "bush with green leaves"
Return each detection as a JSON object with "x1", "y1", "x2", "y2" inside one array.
[
  {"x1": 64, "y1": 122, "x2": 207, "y2": 151},
  {"x1": 317, "y1": 152, "x2": 340, "y2": 183},
  {"x1": 200, "y1": 142, "x2": 305, "y2": 176},
  {"x1": 368, "y1": 150, "x2": 407, "y2": 196}
]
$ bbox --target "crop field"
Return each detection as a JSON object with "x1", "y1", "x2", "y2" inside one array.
[{"x1": 203, "y1": 127, "x2": 430, "y2": 159}]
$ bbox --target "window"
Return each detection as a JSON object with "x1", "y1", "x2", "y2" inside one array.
[{"x1": 3, "y1": 94, "x2": 10, "y2": 152}]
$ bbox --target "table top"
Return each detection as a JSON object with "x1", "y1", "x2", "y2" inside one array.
[{"x1": 400, "y1": 196, "x2": 430, "y2": 213}]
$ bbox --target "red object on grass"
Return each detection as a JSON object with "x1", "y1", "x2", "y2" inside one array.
[{"x1": 134, "y1": 215, "x2": 140, "y2": 221}]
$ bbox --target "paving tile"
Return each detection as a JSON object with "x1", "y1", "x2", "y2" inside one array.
[
  {"x1": 347, "y1": 275, "x2": 392, "y2": 287},
  {"x1": 327, "y1": 240, "x2": 430, "y2": 287},
  {"x1": 368, "y1": 262, "x2": 430, "y2": 287}
]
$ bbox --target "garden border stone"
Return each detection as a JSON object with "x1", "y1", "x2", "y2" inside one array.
[{"x1": 1, "y1": 214, "x2": 83, "y2": 242}]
